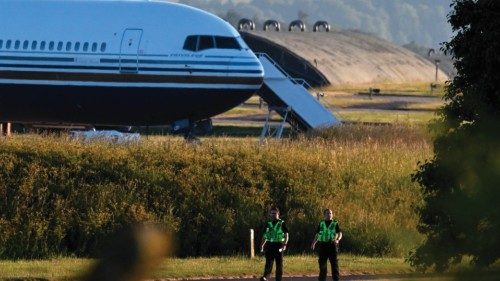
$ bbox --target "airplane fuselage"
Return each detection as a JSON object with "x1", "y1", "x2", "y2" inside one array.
[{"x1": 0, "y1": 0, "x2": 264, "y2": 126}]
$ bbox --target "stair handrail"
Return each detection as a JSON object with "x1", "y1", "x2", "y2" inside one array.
[
  {"x1": 257, "y1": 52, "x2": 338, "y2": 124},
  {"x1": 294, "y1": 78, "x2": 334, "y2": 113},
  {"x1": 256, "y1": 53, "x2": 315, "y2": 90},
  {"x1": 255, "y1": 53, "x2": 296, "y2": 81},
  {"x1": 292, "y1": 78, "x2": 312, "y2": 89}
]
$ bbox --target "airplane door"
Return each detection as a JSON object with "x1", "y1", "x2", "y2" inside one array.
[{"x1": 119, "y1": 29, "x2": 143, "y2": 73}]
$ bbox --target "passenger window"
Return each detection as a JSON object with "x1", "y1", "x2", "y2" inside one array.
[
  {"x1": 6, "y1": 40, "x2": 12, "y2": 49},
  {"x1": 198, "y1": 36, "x2": 214, "y2": 51},
  {"x1": 183, "y1": 35, "x2": 198, "y2": 51},
  {"x1": 49, "y1": 41, "x2": 55, "y2": 51},
  {"x1": 40, "y1": 41, "x2": 46, "y2": 50},
  {"x1": 215, "y1": 36, "x2": 241, "y2": 49},
  {"x1": 0, "y1": 40, "x2": 3, "y2": 49},
  {"x1": 31, "y1": 41, "x2": 37, "y2": 50},
  {"x1": 23, "y1": 40, "x2": 29, "y2": 50},
  {"x1": 66, "y1": 42, "x2": 72, "y2": 51},
  {"x1": 91, "y1": 42, "x2": 97, "y2": 52},
  {"x1": 100, "y1": 43, "x2": 106, "y2": 52},
  {"x1": 14, "y1": 40, "x2": 20, "y2": 49},
  {"x1": 57, "y1": 41, "x2": 63, "y2": 51},
  {"x1": 75, "y1": 42, "x2": 80, "y2": 51},
  {"x1": 83, "y1": 42, "x2": 89, "y2": 52}
]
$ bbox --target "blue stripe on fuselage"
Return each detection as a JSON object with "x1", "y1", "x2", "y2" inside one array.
[
  {"x1": 0, "y1": 56, "x2": 260, "y2": 67},
  {"x1": 101, "y1": 58, "x2": 260, "y2": 66},
  {"x1": 0, "y1": 55, "x2": 75, "y2": 62},
  {"x1": 0, "y1": 63, "x2": 263, "y2": 74}
]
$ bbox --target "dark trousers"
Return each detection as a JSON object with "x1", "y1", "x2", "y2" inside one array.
[
  {"x1": 263, "y1": 242, "x2": 283, "y2": 281},
  {"x1": 317, "y1": 242, "x2": 339, "y2": 281}
]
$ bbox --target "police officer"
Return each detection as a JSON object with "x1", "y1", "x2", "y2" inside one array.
[
  {"x1": 311, "y1": 208, "x2": 342, "y2": 281},
  {"x1": 259, "y1": 207, "x2": 289, "y2": 281}
]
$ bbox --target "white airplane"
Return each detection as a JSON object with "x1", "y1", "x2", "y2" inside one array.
[{"x1": 0, "y1": 0, "x2": 264, "y2": 128}]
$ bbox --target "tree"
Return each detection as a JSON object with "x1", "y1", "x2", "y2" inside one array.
[
  {"x1": 297, "y1": 9, "x2": 309, "y2": 21},
  {"x1": 409, "y1": 0, "x2": 500, "y2": 271},
  {"x1": 220, "y1": 9, "x2": 243, "y2": 28}
]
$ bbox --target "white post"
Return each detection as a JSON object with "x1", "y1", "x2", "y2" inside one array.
[{"x1": 250, "y1": 229, "x2": 255, "y2": 259}]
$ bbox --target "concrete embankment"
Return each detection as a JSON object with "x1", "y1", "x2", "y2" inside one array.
[{"x1": 242, "y1": 31, "x2": 448, "y2": 87}]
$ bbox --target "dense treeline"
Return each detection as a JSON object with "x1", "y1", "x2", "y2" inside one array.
[
  {"x1": 0, "y1": 126, "x2": 430, "y2": 259},
  {"x1": 410, "y1": 0, "x2": 500, "y2": 271},
  {"x1": 178, "y1": 0, "x2": 452, "y2": 48}
]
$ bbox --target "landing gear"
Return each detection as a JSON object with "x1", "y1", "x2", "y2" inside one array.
[
  {"x1": 184, "y1": 121, "x2": 200, "y2": 143},
  {"x1": 172, "y1": 118, "x2": 212, "y2": 143}
]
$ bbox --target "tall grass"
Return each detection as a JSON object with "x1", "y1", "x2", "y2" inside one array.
[{"x1": 0, "y1": 125, "x2": 432, "y2": 259}]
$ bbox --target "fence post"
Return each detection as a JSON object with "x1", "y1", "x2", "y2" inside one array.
[
  {"x1": 1, "y1": 123, "x2": 11, "y2": 137},
  {"x1": 250, "y1": 229, "x2": 255, "y2": 259}
]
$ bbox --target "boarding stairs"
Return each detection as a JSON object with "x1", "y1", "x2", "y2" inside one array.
[
  {"x1": 259, "y1": 106, "x2": 291, "y2": 144},
  {"x1": 256, "y1": 53, "x2": 340, "y2": 137}
]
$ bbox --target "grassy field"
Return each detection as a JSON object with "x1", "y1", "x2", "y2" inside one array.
[
  {"x1": 215, "y1": 101, "x2": 439, "y2": 126},
  {"x1": 215, "y1": 81, "x2": 444, "y2": 126},
  {"x1": 0, "y1": 125, "x2": 497, "y2": 280},
  {"x1": 0, "y1": 125, "x2": 432, "y2": 258},
  {"x1": 218, "y1": 106, "x2": 267, "y2": 116},
  {"x1": 322, "y1": 94, "x2": 443, "y2": 111},
  {"x1": 0, "y1": 255, "x2": 415, "y2": 280},
  {"x1": 1, "y1": 255, "x2": 498, "y2": 280},
  {"x1": 334, "y1": 111, "x2": 437, "y2": 124},
  {"x1": 321, "y1": 82, "x2": 447, "y2": 96}
]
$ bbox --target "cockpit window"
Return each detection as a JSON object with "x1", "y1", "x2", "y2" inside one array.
[
  {"x1": 183, "y1": 35, "x2": 198, "y2": 51},
  {"x1": 183, "y1": 35, "x2": 241, "y2": 52},
  {"x1": 215, "y1": 36, "x2": 241, "y2": 49},
  {"x1": 198, "y1": 36, "x2": 215, "y2": 51}
]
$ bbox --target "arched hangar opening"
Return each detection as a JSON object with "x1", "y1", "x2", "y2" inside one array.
[
  {"x1": 288, "y1": 20, "x2": 306, "y2": 32},
  {"x1": 237, "y1": 18, "x2": 255, "y2": 31},
  {"x1": 313, "y1": 21, "x2": 331, "y2": 32},
  {"x1": 263, "y1": 19, "x2": 280, "y2": 32}
]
